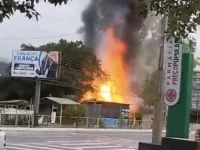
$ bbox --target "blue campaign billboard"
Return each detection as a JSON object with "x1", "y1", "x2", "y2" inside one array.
[{"x1": 11, "y1": 50, "x2": 60, "y2": 78}]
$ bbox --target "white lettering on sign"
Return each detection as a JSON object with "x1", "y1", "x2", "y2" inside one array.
[
  {"x1": 13, "y1": 55, "x2": 39, "y2": 62},
  {"x1": 164, "y1": 37, "x2": 182, "y2": 106},
  {"x1": 11, "y1": 50, "x2": 60, "y2": 78}
]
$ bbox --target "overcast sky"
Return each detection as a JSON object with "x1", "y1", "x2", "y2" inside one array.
[
  {"x1": 0, "y1": 0, "x2": 199, "y2": 62},
  {"x1": 0, "y1": 0, "x2": 90, "y2": 61}
]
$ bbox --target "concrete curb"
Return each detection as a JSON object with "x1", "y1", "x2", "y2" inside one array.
[
  {"x1": 0, "y1": 127, "x2": 159, "y2": 132},
  {"x1": 1, "y1": 128, "x2": 196, "y2": 134}
]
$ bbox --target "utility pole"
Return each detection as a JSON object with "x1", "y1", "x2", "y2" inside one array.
[
  {"x1": 152, "y1": 12, "x2": 168, "y2": 144},
  {"x1": 33, "y1": 80, "x2": 41, "y2": 127}
]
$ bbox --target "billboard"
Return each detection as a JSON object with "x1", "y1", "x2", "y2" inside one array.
[
  {"x1": 11, "y1": 51, "x2": 60, "y2": 78},
  {"x1": 164, "y1": 37, "x2": 182, "y2": 106}
]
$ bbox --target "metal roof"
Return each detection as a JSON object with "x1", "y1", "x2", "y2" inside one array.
[
  {"x1": 0, "y1": 100, "x2": 29, "y2": 106},
  {"x1": 41, "y1": 97, "x2": 80, "y2": 105}
]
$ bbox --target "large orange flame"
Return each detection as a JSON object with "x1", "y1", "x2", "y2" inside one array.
[{"x1": 82, "y1": 25, "x2": 132, "y2": 104}]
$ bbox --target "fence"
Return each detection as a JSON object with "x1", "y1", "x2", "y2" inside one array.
[
  {"x1": 0, "y1": 114, "x2": 165, "y2": 129},
  {"x1": 0, "y1": 114, "x2": 32, "y2": 127},
  {"x1": 0, "y1": 114, "x2": 199, "y2": 131}
]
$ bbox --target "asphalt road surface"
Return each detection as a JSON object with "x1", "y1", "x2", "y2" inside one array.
[{"x1": 4, "y1": 130, "x2": 195, "y2": 150}]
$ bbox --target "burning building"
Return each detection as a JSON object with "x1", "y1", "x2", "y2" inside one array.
[
  {"x1": 82, "y1": 100, "x2": 130, "y2": 118},
  {"x1": 80, "y1": 0, "x2": 159, "y2": 117}
]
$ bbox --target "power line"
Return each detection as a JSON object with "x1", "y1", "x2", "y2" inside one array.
[
  {"x1": 3, "y1": 59, "x2": 121, "y2": 91},
  {"x1": 3, "y1": 56, "x2": 120, "y2": 90},
  {"x1": 59, "y1": 62, "x2": 112, "y2": 83},
  {"x1": 10, "y1": 77, "x2": 138, "y2": 97},
  {"x1": 0, "y1": 32, "x2": 84, "y2": 40},
  {"x1": 60, "y1": 60, "x2": 103, "y2": 73},
  {"x1": 2, "y1": 49, "x2": 135, "y2": 98}
]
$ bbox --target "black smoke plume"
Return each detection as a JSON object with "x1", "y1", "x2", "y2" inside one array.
[{"x1": 80, "y1": 0, "x2": 143, "y2": 63}]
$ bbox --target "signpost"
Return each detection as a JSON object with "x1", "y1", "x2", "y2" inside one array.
[
  {"x1": 164, "y1": 37, "x2": 182, "y2": 106},
  {"x1": 120, "y1": 109, "x2": 129, "y2": 116},
  {"x1": 165, "y1": 38, "x2": 194, "y2": 138}
]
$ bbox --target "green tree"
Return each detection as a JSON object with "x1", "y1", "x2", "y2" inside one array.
[
  {"x1": 0, "y1": 77, "x2": 35, "y2": 101},
  {"x1": 62, "y1": 105, "x2": 86, "y2": 126},
  {"x1": 141, "y1": 71, "x2": 157, "y2": 106},
  {"x1": 1, "y1": 0, "x2": 200, "y2": 38},
  {"x1": 62, "y1": 105, "x2": 86, "y2": 118},
  {"x1": 188, "y1": 37, "x2": 196, "y2": 53},
  {"x1": 137, "y1": 0, "x2": 200, "y2": 106},
  {"x1": 0, "y1": 61, "x2": 35, "y2": 101},
  {"x1": 0, "y1": 0, "x2": 69, "y2": 22},
  {"x1": 21, "y1": 39, "x2": 107, "y2": 99},
  {"x1": 0, "y1": 40, "x2": 106, "y2": 101},
  {"x1": 139, "y1": 0, "x2": 200, "y2": 37}
]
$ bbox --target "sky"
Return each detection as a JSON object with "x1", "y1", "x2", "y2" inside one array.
[
  {"x1": 0, "y1": 0, "x2": 200, "y2": 63},
  {"x1": 0, "y1": 0, "x2": 90, "y2": 61}
]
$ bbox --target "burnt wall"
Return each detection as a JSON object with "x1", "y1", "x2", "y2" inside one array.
[{"x1": 84, "y1": 101, "x2": 129, "y2": 118}]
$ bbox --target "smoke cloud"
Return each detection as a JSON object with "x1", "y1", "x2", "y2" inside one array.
[
  {"x1": 81, "y1": 0, "x2": 143, "y2": 58},
  {"x1": 130, "y1": 14, "x2": 161, "y2": 93},
  {"x1": 80, "y1": 0, "x2": 161, "y2": 108}
]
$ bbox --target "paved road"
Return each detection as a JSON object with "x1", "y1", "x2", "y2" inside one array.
[{"x1": 4, "y1": 130, "x2": 195, "y2": 150}]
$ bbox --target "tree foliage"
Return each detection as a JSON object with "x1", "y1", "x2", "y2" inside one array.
[
  {"x1": 62, "y1": 105, "x2": 86, "y2": 126},
  {"x1": 141, "y1": 71, "x2": 157, "y2": 106},
  {"x1": 62, "y1": 105, "x2": 86, "y2": 118},
  {"x1": 0, "y1": 0, "x2": 69, "y2": 22},
  {"x1": 138, "y1": 0, "x2": 200, "y2": 37},
  {"x1": 1, "y1": 0, "x2": 200, "y2": 37},
  {"x1": 0, "y1": 39, "x2": 105, "y2": 101},
  {"x1": 188, "y1": 37, "x2": 196, "y2": 53},
  {"x1": 0, "y1": 77, "x2": 35, "y2": 100}
]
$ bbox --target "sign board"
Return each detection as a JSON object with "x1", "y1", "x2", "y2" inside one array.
[
  {"x1": 164, "y1": 37, "x2": 182, "y2": 106},
  {"x1": 11, "y1": 51, "x2": 60, "y2": 78},
  {"x1": 0, "y1": 130, "x2": 6, "y2": 149},
  {"x1": 120, "y1": 109, "x2": 129, "y2": 116},
  {"x1": 51, "y1": 112, "x2": 56, "y2": 124}
]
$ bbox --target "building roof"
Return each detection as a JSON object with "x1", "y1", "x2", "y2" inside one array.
[
  {"x1": 41, "y1": 97, "x2": 80, "y2": 105},
  {"x1": 81, "y1": 100, "x2": 130, "y2": 105},
  {"x1": 0, "y1": 100, "x2": 29, "y2": 106}
]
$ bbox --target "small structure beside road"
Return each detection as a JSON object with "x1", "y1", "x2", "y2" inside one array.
[
  {"x1": 0, "y1": 99, "x2": 33, "y2": 126},
  {"x1": 82, "y1": 100, "x2": 129, "y2": 118},
  {"x1": 39, "y1": 97, "x2": 80, "y2": 125}
]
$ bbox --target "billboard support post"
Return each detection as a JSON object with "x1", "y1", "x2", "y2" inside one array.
[{"x1": 33, "y1": 80, "x2": 41, "y2": 127}]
